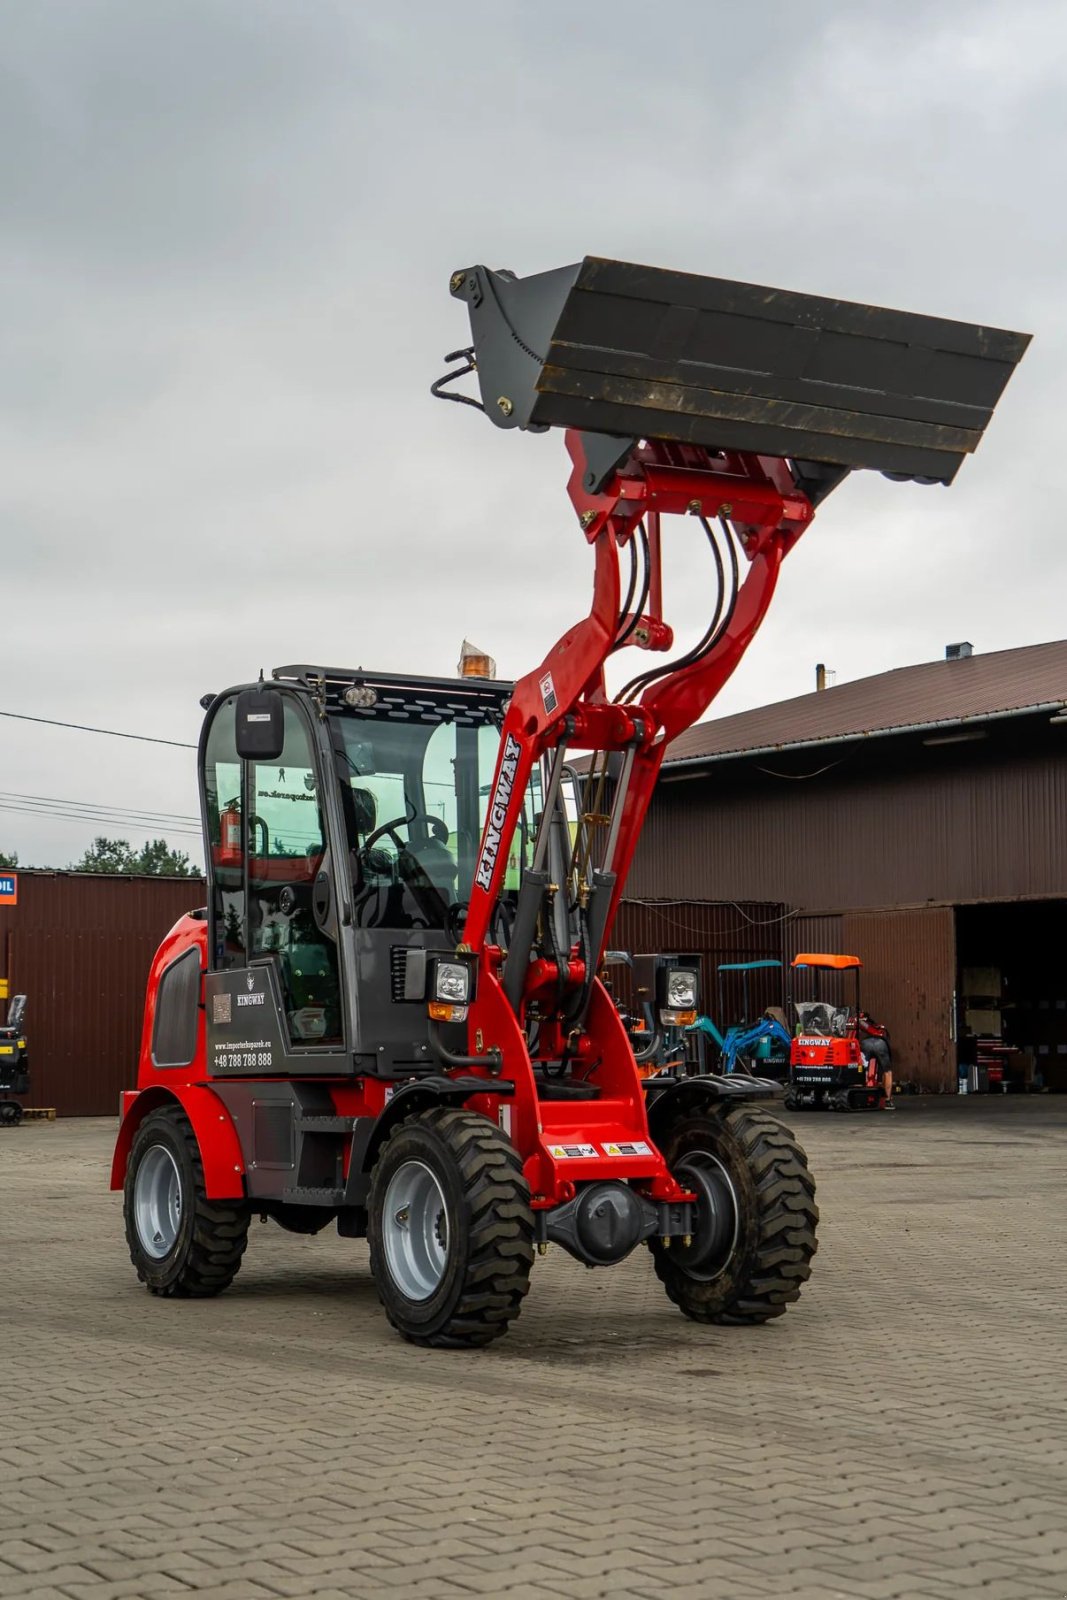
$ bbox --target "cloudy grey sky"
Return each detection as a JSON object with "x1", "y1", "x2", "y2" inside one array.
[{"x1": 1, "y1": 0, "x2": 1064, "y2": 869}]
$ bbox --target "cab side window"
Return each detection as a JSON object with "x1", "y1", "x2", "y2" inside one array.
[{"x1": 204, "y1": 697, "x2": 245, "y2": 970}]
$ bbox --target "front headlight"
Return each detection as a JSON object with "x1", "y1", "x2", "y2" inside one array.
[
  {"x1": 435, "y1": 962, "x2": 471, "y2": 1005},
  {"x1": 666, "y1": 968, "x2": 697, "y2": 1009}
]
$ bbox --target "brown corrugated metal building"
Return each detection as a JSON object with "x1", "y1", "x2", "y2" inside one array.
[
  {"x1": 0, "y1": 871, "x2": 204, "y2": 1116},
  {"x1": 628, "y1": 640, "x2": 1067, "y2": 1091}
]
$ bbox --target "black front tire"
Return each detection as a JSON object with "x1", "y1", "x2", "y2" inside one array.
[
  {"x1": 368, "y1": 1107, "x2": 534, "y2": 1348},
  {"x1": 651, "y1": 1104, "x2": 818, "y2": 1325},
  {"x1": 123, "y1": 1105, "x2": 250, "y2": 1297},
  {"x1": 0, "y1": 1100, "x2": 22, "y2": 1127}
]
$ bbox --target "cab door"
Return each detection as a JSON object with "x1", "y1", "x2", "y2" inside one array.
[{"x1": 201, "y1": 692, "x2": 348, "y2": 1076}]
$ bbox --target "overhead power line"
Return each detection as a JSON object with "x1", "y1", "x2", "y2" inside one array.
[
  {"x1": 0, "y1": 788, "x2": 203, "y2": 839},
  {"x1": 0, "y1": 800, "x2": 203, "y2": 838},
  {"x1": 0, "y1": 789, "x2": 199, "y2": 825},
  {"x1": 0, "y1": 709, "x2": 196, "y2": 749}
]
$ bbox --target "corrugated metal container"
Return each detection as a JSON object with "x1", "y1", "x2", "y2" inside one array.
[
  {"x1": 615, "y1": 899, "x2": 788, "y2": 1022},
  {"x1": 633, "y1": 746, "x2": 1067, "y2": 911},
  {"x1": 0, "y1": 871, "x2": 205, "y2": 1116}
]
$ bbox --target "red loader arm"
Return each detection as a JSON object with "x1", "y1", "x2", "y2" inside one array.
[
  {"x1": 436, "y1": 253, "x2": 1028, "y2": 1203},
  {"x1": 464, "y1": 434, "x2": 812, "y2": 953}
]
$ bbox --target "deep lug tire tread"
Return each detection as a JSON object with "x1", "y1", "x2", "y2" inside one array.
[
  {"x1": 123, "y1": 1105, "x2": 249, "y2": 1298},
  {"x1": 368, "y1": 1107, "x2": 534, "y2": 1349},
  {"x1": 652, "y1": 1105, "x2": 818, "y2": 1325}
]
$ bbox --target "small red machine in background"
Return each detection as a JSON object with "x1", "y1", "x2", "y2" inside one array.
[{"x1": 786, "y1": 955, "x2": 890, "y2": 1112}]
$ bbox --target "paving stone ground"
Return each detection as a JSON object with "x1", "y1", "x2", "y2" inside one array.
[{"x1": 1, "y1": 1097, "x2": 1065, "y2": 1600}]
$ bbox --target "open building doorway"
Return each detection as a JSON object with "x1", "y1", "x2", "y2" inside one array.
[{"x1": 955, "y1": 900, "x2": 1067, "y2": 1092}]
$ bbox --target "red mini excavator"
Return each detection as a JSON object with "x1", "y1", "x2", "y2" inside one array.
[
  {"x1": 786, "y1": 954, "x2": 886, "y2": 1112},
  {"x1": 111, "y1": 257, "x2": 1028, "y2": 1346}
]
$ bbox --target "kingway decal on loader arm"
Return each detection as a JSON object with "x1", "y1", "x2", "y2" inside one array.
[{"x1": 475, "y1": 733, "x2": 522, "y2": 892}]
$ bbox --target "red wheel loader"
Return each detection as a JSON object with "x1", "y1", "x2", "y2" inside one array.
[{"x1": 112, "y1": 256, "x2": 1027, "y2": 1346}]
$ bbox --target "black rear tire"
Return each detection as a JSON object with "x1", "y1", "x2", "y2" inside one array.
[
  {"x1": 124, "y1": 1105, "x2": 250, "y2": 1297},
  {"x1": 368, "y1": 1107, "x2": 534, "y2": 1348},
  {"x1": 651, "y1": 1105, "x2": 818, "y2": 1325},
  {"x1": 0, "y1": 1100, "x2": 22, "y2": 1127}
]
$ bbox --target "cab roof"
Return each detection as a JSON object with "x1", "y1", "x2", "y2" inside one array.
[{"x1": 269, "y1": 665, "x2": 511, "y2": 727}]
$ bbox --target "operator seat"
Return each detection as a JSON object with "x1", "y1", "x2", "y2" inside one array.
[
  {"x1": 349, "y1": 785, "x2": 406, "y2": 927},
  {"x1": 796, "y1": 1001, "x2": 834, "y2": 1035},
  {"x1": 350, "y1": 786, "x2": 392, "y2": 881},
  {"x1": 408, "y1": 817, "x2": 459, "y2": 901},
  {"x1": 351, "y1": 786, "x2": 377, "y2": 841}
]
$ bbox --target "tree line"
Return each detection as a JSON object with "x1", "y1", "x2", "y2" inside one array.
[{"x1": 0, "y1": 838, "x2": 199, "y2": 877}]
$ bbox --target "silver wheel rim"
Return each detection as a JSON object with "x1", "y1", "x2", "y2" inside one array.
[
  {"x1": 134, "y1": 1144, "x2": 183, "y2": 1259},
  {"x1": 672, "y1": 1149, "x2": 740, "y2": 1282},
  {"x1": 382, "y1": 1160, "x2": 449, "y2": 1301}
]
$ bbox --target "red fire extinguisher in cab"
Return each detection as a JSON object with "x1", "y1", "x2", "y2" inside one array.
[{"x1": 218, "y1": 797, "x2": 242, "y2": 868}]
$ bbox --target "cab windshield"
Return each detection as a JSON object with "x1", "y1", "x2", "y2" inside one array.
[{"x1": 333, "y1": 710, "x2": 535, "y2": 931}]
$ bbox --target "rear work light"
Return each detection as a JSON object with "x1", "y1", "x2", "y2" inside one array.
[{"x1": 442, "y1": 257, "x2": 1030, "y2": 500}]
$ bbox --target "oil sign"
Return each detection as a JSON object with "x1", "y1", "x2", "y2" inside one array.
[{"x1": 0, "y1": 874, "x2": 17, "y2": 907}]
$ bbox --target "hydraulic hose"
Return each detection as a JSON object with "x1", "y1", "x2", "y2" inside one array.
[
  {"x1": 561, "y1": 903, "x2": 594, "y2": 1030},
  {"x1": 618, "y1": 512, "x2": 739, "y2": 703},
  {"x1": 613, "y1": 523, "x2": 651, "y2": 652},
  {"x1": 614, "y1": 530, "x2": 639, "y2": 645},
  {"x1": 427, "y1": 1018, "x2": 503, "y2": 1071},
  {"x1": 430, "y1": 347, "x2": 485, "y2": 410}
]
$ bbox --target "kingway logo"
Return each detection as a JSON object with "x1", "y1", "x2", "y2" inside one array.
[
  {"x1": 237, "y1": 971, "x2": 266, "y2": 1008},
  {"x1": 475, "y1": 734, "x2": 521, "y2": 892}
]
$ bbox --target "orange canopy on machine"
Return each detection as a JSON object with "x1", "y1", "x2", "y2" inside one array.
[{"x1": 791, "y1": 953, "x2": 862, "y2": 970}]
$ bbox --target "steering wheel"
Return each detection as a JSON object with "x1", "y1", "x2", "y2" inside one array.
[
  {"x1": 362, "y1": 812, "x2": 448, "y2": 854},
  {"x1": 356, "y1": 811, "x2": 454, "y2": 931}
]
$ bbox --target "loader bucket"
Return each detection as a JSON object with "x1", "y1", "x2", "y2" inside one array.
[{"x1": 449, "y1": 258, "x2": 1029, "y2": 488}]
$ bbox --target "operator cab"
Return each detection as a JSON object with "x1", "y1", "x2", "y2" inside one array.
[{"x1": 198, "y1": 666, "x2": 531, "y2": 1078}]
